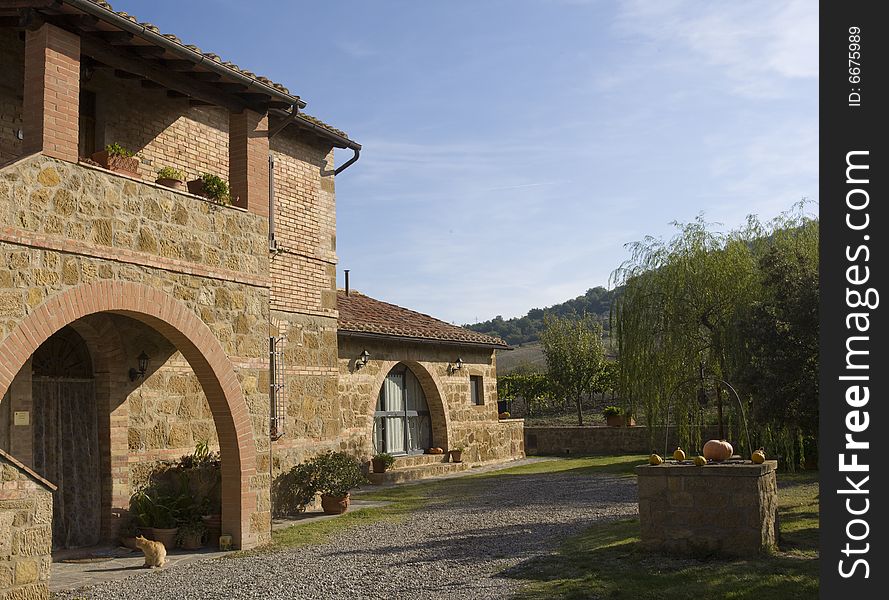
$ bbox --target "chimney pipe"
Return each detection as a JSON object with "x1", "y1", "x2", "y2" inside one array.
[{"x1": 344, "y1": 269, "x2": 350, "y2": 296}]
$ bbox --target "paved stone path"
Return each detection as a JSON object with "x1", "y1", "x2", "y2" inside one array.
[{"x1": 52, "y1": 459, "x2": 638, "y2": 599}]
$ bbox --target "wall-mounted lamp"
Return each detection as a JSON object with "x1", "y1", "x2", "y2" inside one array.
[
  {"x1": 355, "y1": 349, "x2": 370, "y2": 370},
  {"x1": 129, "y1": 351, "x2": 150, "y2": 382},
  {"x1": 448, "y1": 357, "x2": 464, "y2": 374}
]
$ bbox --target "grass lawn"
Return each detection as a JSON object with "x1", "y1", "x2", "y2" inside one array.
[{"x1": 508, "y1": 468, "x2": 819, "y2": 600}]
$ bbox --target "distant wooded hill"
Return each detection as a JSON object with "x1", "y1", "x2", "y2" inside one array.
[{"x1": 464, "y1": 286, "x2": 619, "y2": 347}]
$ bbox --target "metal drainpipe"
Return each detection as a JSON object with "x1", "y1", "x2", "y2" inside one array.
[
  {"x1": 334, "y1": 147, "x2": 360, "y2": 175},
  {"x1": 268, "y1": 155, "x2": 276, "y2": 251}
]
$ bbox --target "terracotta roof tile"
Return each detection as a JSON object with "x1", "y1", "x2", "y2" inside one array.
[
  {"x1": 296, "y1": 113, "x2": 350, "y2": 140},
  {"x1": 337, "y1": 291, "x2": 508, "y2": 348}
]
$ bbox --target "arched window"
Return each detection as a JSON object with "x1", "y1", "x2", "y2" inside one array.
[{"x1": 373, "y1": 365, "x2": 431, "y2": 455}]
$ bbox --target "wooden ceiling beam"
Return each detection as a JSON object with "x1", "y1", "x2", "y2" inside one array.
[
  {"x1": 92, "y1": 30, "x2": 134, "y2": 44},
  {"x1": 159, "y1": 59, "x2": 197, "y2": 71},
  {"x1": 189, "y1": 71, "x2": 222, "y2": 82},
  {"x1": 80, "y1": 36, "x2": 254, "y2": 112},
  {"x1": 211, "y1": 81, "x2": 249, "y2": 93},
  {"x1": 1, "y1": 1, "x2": 61, "y2": 9},
  {"x1": 129, "y1": 45, "x2": 168, "y2": 58}
]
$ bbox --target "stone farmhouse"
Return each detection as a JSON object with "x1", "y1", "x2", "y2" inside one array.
[{"x1": 0, "y1": 1, "x2": 522, "y2": 595}]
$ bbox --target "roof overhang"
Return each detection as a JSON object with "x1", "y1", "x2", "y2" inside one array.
[
  {"x1": 337, "y1": 329, "x2": 511, "y2": 351},
  {"x1": 1, "y1": 0, "x2": 359, "y2": 149}
]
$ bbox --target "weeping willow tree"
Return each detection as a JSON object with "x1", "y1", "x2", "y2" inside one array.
[{"x1": 610, "y1": 205, "x2": 818, "y2": 462}]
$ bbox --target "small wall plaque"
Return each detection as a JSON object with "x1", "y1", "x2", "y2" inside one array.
[{"x1": 13, "y1": 411, "x2": 29, "y2": 426}]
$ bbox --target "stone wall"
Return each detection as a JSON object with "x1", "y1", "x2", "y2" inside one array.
[
  {"x1": 268, "y1": 311, "x2": 340, "y2": 476},
  {"x1": 336, "y1": 336, "x2": 523, "y2": 466},
  {"x1": 0, "y1": 29, "x2": 24, "y2": 165},
  {"x1": 635, "y1": 461, "x2": 778, "y2": 556},
  {"x1": 0, "y1": 155, "x2": 272, "y2": 549},
  {"x1": 0, "y1": 450, "x2": 53, "y2": 600},
  {"x1": 524, "y1": 425, "x2": 721, "y2": 456}
]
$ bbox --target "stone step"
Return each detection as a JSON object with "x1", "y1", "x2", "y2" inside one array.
[
  {"x1": 388, "y1": 453, "x2": 449, "y2": 469},
  {"x1": 368, "y1": 460, "x2": 469, "y2": 485}
]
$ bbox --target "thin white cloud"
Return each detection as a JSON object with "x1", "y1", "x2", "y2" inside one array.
[{"x1": 616, "y1": 0, "x2": 817, "y2": 98}]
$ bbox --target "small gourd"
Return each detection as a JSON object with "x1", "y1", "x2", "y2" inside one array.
[
  {"x1": 702, "y1": 439, "x2": 733, "y2": 462},
  {"x1": 751, "y1": 448, "x2": 766, "y2": 464},
  {"x1": 649, "y1": 453, "x2": 664, "y2": 465},
  {"x1": 673, "y1": 446, "x2": 686, "y2": 461},
  {"x1": 693, "y1": 455, "x2": 707, "y2": 467}
]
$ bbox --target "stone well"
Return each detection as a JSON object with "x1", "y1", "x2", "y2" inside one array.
[{"x1": 635, "y1": 460, "x2": 778, "y2": 556}]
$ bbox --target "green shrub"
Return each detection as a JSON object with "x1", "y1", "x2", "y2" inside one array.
[
  {"x1": 199, "y1": 172, "x2": 230, "y2": 204},
  {"x1": 602, "y1": 405, "x2": 623, "y2": 418},
  {"x1": 157, "y1": 166, "x2": 186, "y2": 181},
  {"x1": 105, "y1": 142, "x2": 135, "y2": 158},
  {"x1": 372, "y1": 452, "x2": 396, "y2": 469},
  {"x1": 276, "y1": 461, "x2": 322, "y2": 514},
  {"x1": 129, "y1": 489, "x2": 188, "y2": 529},
  {"x1": 311, "y1": 451, "x2": 368, "y2": 497}
]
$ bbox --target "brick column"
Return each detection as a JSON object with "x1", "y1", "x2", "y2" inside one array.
[
  {"x1": 23, "y1": 23, "x2": 81, "y2": 162},
  {"x1": 229, "y1": 109, "x2": 269, "y2": 217}
]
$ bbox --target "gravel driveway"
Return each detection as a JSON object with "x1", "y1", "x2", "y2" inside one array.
[{"x1": 54, "y1": 464, "x2": 637, "y2": 600}]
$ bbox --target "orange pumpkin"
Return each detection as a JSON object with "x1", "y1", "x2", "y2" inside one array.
[
  {"x1": 702, "y1": 439, "x2": 733, "y2": 461},
  {"x1": 751, "y1": 448, "x2": 766, "y2": 464}
]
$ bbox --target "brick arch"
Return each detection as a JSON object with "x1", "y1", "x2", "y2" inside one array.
[
  {"x1": 368, "y1": 360, "x2": 450, "y2": 452},
  {"x1": 0, "y1": 281, "x2": 257, "y2": 549}
]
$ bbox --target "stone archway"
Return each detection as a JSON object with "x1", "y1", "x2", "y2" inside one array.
[
  {"x1": 367, "y1": 360, "x2": 450, "y2": 453},
  {"x1": 0, "y1": 281, "x2": 258, "y2": 549}
]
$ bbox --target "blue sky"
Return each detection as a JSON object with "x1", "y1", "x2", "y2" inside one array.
[{"x1": 113, "y1": 0, "x2": 818, "y2": 324}]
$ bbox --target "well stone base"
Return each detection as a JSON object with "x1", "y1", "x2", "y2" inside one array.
[{"x1": 635, "y1": 460, "x2": 778, "y2": 556}]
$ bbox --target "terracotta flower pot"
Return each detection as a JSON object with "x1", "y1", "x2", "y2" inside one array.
[
  {"x1": 147, "y1": 527, "x2": 178, "y2": 550},
  {"x1": 156, "y1": 177, "x2": 186, "y2": 191},
  {"x1": 371, "y1": 458, "x2": 388, "y2": 473},
  {"x1": 120, "y1": 536, "x2": 139, "y2": 550},
  {"x1": 187, "y1": 178, "x2": 205, "y2": 196},
  {"x1": 179, "y1": 531, "x2": 204, "y2": 551},
  {"x1": 202, "y1": 514, "x2": 221, "y2": 548},
  {"x1": 450, "y1": 450, "x2": 463, "y2": 463},
  {"x1": 320, "y1": 493, "x2": 350, "y2": 515},
  {"x1": 605, "y1": 415, "x2": 623, "y2": 427},
  {"x1": 90, "y1": 150, "x2": 139, "y2": 177}
]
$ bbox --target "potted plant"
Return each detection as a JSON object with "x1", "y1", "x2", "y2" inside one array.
[
  {"x1": 130, "y1": 490, "x2": 180, "y2": 550},
  {"x1": 176, "y1": 518, "x2": 207, "y2": 551},
  {"x1": 371, "y1": 452, "x2": 395, "y2": 473},
  {"x1": 310, "y1": 451, "x2": 368, "y2": 515},
  {"x1": 91, "y1": 143, "x2": 140, "y2": 177},
  {"x1": 156, "y1": 166, "x2": 187, "y2": 191},
  {"x1": 603, "y1": 406, "x2": 625, "y2": 427},
  {"x1": 188, "y1": 172, "x2": 231, "y2": 205},
  {"x1": 450, "y1": 446, "x2": 465, "y2": 463}
]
